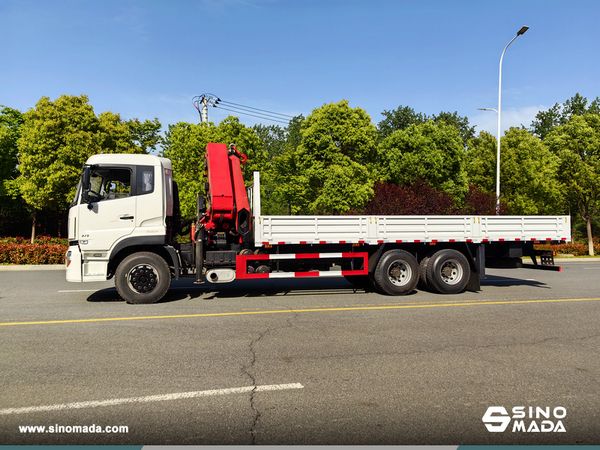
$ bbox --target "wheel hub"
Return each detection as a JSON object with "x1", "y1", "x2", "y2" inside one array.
[
  {"x1": 388, "y1": 262, "x2": 410, "y2": 286},
  {"x1": 127, "y1": 264, "x2": 158, "y2": 293},
  {"x1": 440, "y1": 260, "x2": 462, "y2": 285}
]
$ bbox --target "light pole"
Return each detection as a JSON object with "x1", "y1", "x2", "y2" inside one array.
[{"x1": 479, "y1": 25, "x2": 529, "y2": 214}]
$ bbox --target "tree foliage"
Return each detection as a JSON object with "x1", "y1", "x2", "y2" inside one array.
[
  {"x1": 127, "y1": 118, "x2": 163, "y2": 153},
  {"x1": 253, "y1": 115, "x2": 306, "y2": 215},
  {"x1": 161, "y1": 116, "x2": 265, "y2": 218},
  {"x1": 378, "y1": 120, "x2": 468, "y2": 199},
  {"x1": 17, "y1": 95, "x2": 146, "y2": 214},
  {"x1": 0, "y1": 106, "x2": 29, "y2": 236},
  {"x1": 531, "y1": 93, "x2": 600, "y2": 140},
  {"x1": 465, "y1": 129, "x2": 562, "y2": 215},
  {"x1": 546, "y1": 114, "x2": 600, "y2": 255},
  {"x1": 377, "y1": 105, "x2": 475, "y2": 146},
  {"x1": 273, "y1": 101, "x2": 378, "y2": 215}
]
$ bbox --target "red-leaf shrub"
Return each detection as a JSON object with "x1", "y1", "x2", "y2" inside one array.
[
  {"x1": 535, "y1": 242, "x2": 600, "y2": 256},
  {"x1": 364, "y1": 180, "x2": 458, "y2": 215},
  {"x1": 0, "y1": 236, "x2": 68, "y2": 265},
  {"x1": 362, "y1": 181, "x2": 503, "y2": 216}
]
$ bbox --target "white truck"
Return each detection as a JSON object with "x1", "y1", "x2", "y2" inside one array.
[{"x1": 65, "y1": 143, "x2": 571, "y2": 303}]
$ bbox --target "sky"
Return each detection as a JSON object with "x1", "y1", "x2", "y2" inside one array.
[{"x1": 3, "y1": 0, "x2": 600, "y2": 142}]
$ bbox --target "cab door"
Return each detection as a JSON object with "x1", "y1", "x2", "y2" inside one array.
[{"x1": 77, "y1": 166, "x2": 136, "y2": 253}]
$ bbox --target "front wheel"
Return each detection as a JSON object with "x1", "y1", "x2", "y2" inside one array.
[
  {"x1": 373, "y1": 249, "x2": 419, "y2": 296},
  {"x1": 115, "y1": 252, "x2": 171, "y2": 304}
]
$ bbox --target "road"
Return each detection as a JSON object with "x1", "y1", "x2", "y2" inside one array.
[{"x1": 1, "y1": 260, "x2": 599, "y2": 445}]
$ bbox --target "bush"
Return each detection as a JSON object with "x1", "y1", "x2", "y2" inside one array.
[
  {"x1": 535, "y1": 242, "x2": 600, "y2": 256},
  {"x1": 0, "y1": 236, "x2": 68, "y2": 265}
]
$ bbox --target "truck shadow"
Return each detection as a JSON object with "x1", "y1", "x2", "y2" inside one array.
[
  {"x1": 480, "y1": 274, "x2": 549, "y2": 288},
  {"x1": 85, "y1": 278, "x2": 376, "y2": 303},
  {"x1": 85, "y1": 274, "x2": 546, "y2": 303}
]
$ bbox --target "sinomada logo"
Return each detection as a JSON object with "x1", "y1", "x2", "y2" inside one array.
[{"x1": 482, "y1": 406, "x2": 567, "y2": 433}]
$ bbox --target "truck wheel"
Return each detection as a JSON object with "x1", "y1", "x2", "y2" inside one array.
[
  {"x1": 373, "y1": 250, "x2": 419, "y2": 296},
  {"x1": 419, "y1": 256, "x2": 431, "y2": 289},
  {"x1": 426, "y1": 249, "x2": 470, "y2": 294},
  {"x1": 115, "y1": 252, "x2": 171, "y2": 304}
]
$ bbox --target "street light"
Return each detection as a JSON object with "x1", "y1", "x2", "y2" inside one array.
[{"x1": 478, "y1": 25, "x2": 529, "y2": 215}]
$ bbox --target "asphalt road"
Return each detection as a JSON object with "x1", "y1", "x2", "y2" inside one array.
[{"x1": 1, "y1": 261, "x2": 599, "y2": 445}]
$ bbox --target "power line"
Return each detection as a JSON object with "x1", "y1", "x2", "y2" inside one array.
[
  {"x1": 193, "y1": 94, "x2": 297, "y2": 125},
  {"x1": 218, "y1": 100, "x2": 294, "y2": 119},
  {"x1": 213, "y1": 105, "x2": 291, "y2": 124}
]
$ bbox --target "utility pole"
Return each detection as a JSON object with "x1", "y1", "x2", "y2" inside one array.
[{"x1": 193, "y1": 94, "x2": 220, "y2": 124}]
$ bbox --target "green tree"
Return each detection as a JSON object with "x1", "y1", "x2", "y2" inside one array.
[
  {"x1": 277, "y1": 101, "x2": 378, "y2": 215},
  {"x1": 377, "y1": 105, "x2": 427, "y2": 140},
  {"x1": 254, "y1": 115, "x2": 307, "y2": 215},
  {"x1": 0, "y1": 106, "x2": 30, "y2": 235},
  {"x1": 377, "y1": 105, "x2": 475, "y2": 146},
  {"x1": 531, "y1": 93, "x2": 600, "y2": 140},
  {"x1": 431, "y1": 111, "x2": 476, "y2": 148},
  {"x1": 17, "y1": 95, "x2": 144, "y2": 241},
  {"x1": 161, "y1": 116, "x2": 264, "y2": 218},
  {"x1": 378, "y1": 120, "x2": 468, "y2": 199},
  {"x1": 465, "y1": 128, "x2": 562, "y2": 215},
  {"x1": 253, "y1": 124, "x2": 286, "y2": 160},
  {"x1": 546, "y1": 114, "x2": 600, "y2": 255},
  {"x1": 0, "y1": 106, "x2": 24, "y2": 196},
  {"x1": 127, "y1": 118, "x2": 163, "y2": 153}
]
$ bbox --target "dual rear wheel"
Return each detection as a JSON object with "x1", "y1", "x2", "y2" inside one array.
[{"x1": 354, "y1": 248, "x2": 471, "y2": 296}]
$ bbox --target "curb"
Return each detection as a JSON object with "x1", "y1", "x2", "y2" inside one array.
[{"x1": 0, "y1": 265, "x2": 65, "y2": 271}]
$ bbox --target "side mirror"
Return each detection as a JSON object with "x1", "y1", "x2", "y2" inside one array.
[{"x1": 82, "y1": 165, "x2": 91, "y2": 191}]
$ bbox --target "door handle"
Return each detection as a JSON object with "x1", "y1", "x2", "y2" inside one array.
[{"x1": 120, "y1": 215, "x2": 134, "y2": 220}]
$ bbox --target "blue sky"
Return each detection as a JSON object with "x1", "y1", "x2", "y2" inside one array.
[{"x1": 3, "y1": 0, "x2": 599, "y2": 141}]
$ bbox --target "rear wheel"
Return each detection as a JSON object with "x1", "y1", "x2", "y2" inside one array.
[
  {"x1": 426, "y1": 249, "x2": 470, "y2": 294},
  {"x1": 373, "y1": 249, "x2": 419, "y2": 296},
  {"x1": 115, "y1": 252, "x2": 171, "y2": 304}
]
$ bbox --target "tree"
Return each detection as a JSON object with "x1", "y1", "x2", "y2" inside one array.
[
  {"x1": 253, "y1": 124, "x2": 286, "y2": 160},
  {"x1": 465, "y1": 129, "x2": 562, "y2": 215},
  {"x1": 531, "y1": 93, "x2": 600, "y2": 140},
  {"x1": 546, "y1": 114, "x2": 600, "y2": 255},
  {"x1": 127, "y1": 118, "x2": 163, "y2": 153},
  {"x1": 377, "y1": 105, "x2": 428, "y2": 140},
  {"x1": 253, "y1": 115, "x2": 306, "y2": 215},
  {"x1": 378, "y1": 120, "x2": 468, "y2": 199},
  {"x1": 0, "y1": 106, "x2": 30, "y2": 235},
  {"x1": 0, "y1": 106, "x2": 24, "y2": 197},
  {"x1": 377, "y1": 105, "x2": 475, "y2": 146},
  {"x1": 275, "y1": 101, "x2": 378, "y2": 215},
  {"x1": 161, "y1": 116, "x2": 265, "y2": 219},
  {"x1": 431, "y1": 111, "x2": 476, "y2": 148},
  {"x1": 17, "y1": 95, "x2": 144, "y2": 241}
]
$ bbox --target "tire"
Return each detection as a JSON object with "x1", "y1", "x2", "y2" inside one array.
[
  {"x1": 373, "y1": 249, "x2": 419, "y2": 296},
  {"x1": 426, "y1": 249, "x2": 470, "y2": 294},
  {"x1": 115, "y1": 252, "x2": 171, "y2": 304},
  {"x1": 418, "y1": 256, "x2": 431, "y2": 289}
]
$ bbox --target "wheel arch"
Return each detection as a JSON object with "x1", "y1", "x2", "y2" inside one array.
[{"x1": 107, "y1": 237, "x2": 179, "y2": 280}]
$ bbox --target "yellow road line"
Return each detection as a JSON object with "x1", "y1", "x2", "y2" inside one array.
[{"x1": 1, "y1": 297, "x2": 599, "y2": 327}]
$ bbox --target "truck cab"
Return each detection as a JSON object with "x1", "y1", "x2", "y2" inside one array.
[{"x1": 66, "y1": 154, "x2": 175, "y2": 284}]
